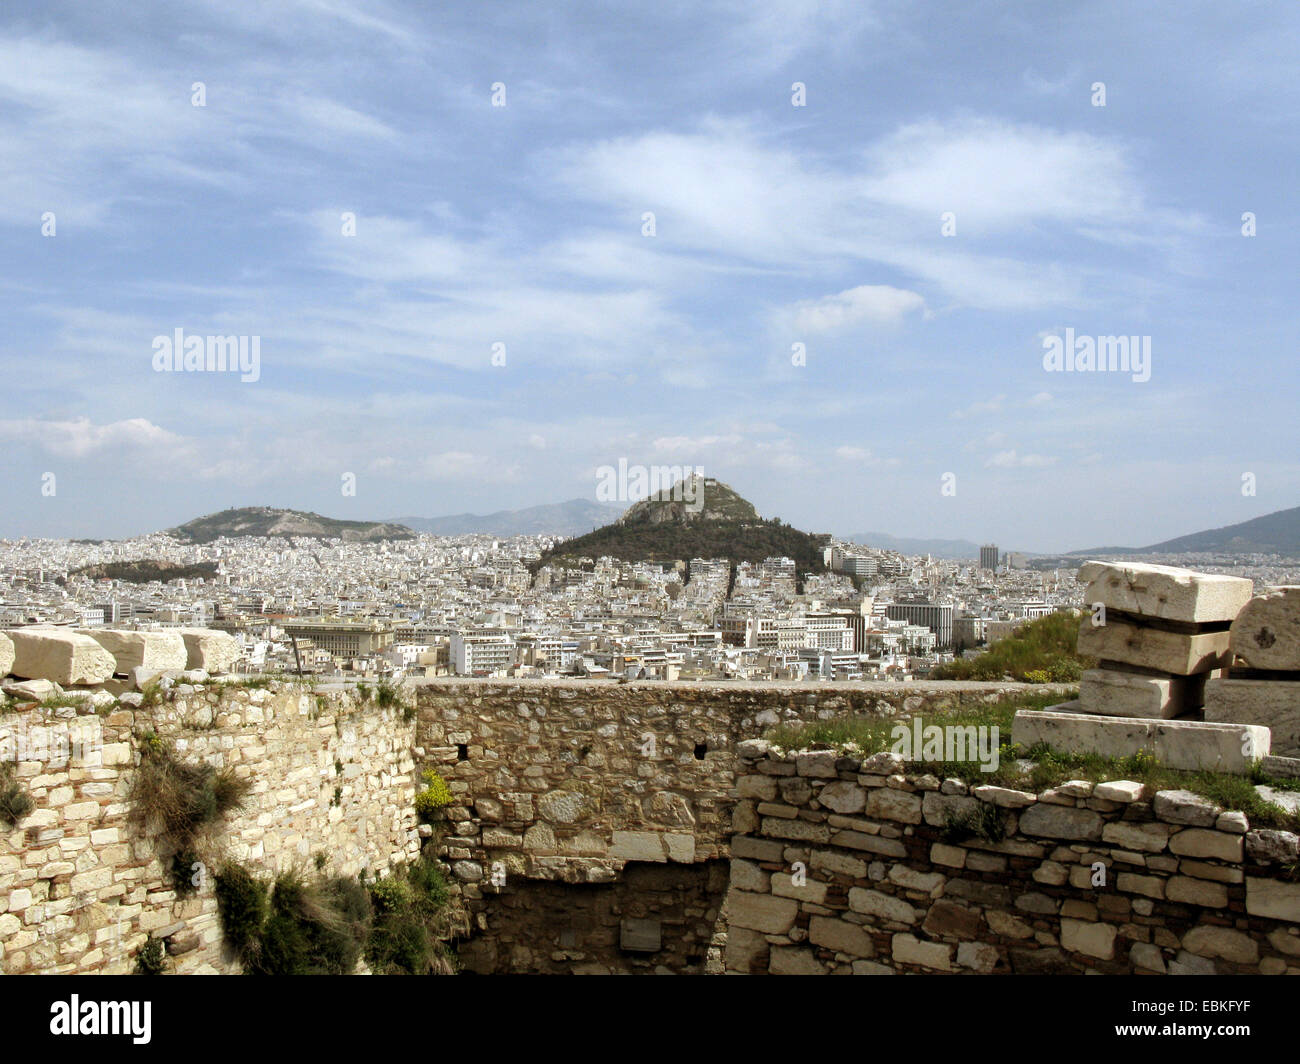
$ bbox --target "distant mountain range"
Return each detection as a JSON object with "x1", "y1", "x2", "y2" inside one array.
[
  {"x1": 167, "y1": 508, "x2": 414, "y2": 544},
  {"x1": 390, "y1": 499, "x2": 622, "y2": 538},
  {"x1": 1068, "y1": 504, "x2": 1300, "y2": 557},
  {"x1": 844, "y1": 532, "x2": 984, "y2": 559}
]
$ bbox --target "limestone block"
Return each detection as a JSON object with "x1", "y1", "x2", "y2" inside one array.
[
  {"x1": 9, "y1": 628, "x2": 116, "y2": 685},
  {"x1": 1168, "y1": 828, "x2": 1242, "y2": 862},
  {"x1": 1077, "y1": 620, "x2": 1230, "y2": 676},
  {"x1": 1182, "y1": 925, "x2": 1258, "y2": 965},
  {"x1": 1011, "y1": 709, "x2": 1269, "y2": 774},
  {"x1": 1230, "y1": 586, "x2": 1300, "y2": 670},
  {"x1": 769, "y1": 946, "x2": 826, "y2": 975},
  {"x1": 1245, "y1": 877, "x2": 1300, "y2": 921},
  {"x1": 79, "y1": 630, "x2": 187, "y2": 674},
  {"x1": 890, "y1": 933, "x2": 952, "y2": 971},
  {"x1": 609, "y1": 830, "x2": 665, "y2": 862},
  {"x1": 808, "y1": 915, "x2": 875, "y2": 958},
  {"x1": 0, "y1": 631, "x2": 13, "y2": 677},
  {"x1": 727, "y1": 891, "x2": 798, "y2": 935},
  {"x1": 178, "y1": 629, "x2": 240, "y2": 674},
  {"x1": 1153, "y1": 789, "x2": 1222, "y2": 827},
  {"x1": 1078, "y1": 668, "x2": 1186, "y2": 717},
  {"x1": 1061, "y1": 918, "x2": 1116, "y2": 960},
  {"x1": 1077, "y1": 561, "x2": 1253, "y2": 624},
  {"x1": 1203, "y1": 679, "x2": 1300, "y2": 757}
]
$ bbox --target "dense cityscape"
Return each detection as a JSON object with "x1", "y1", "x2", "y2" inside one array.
[{"x1": 4, "y1": 509, "x2": 1298, "y2": 684}]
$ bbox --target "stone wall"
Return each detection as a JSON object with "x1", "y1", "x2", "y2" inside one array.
[
  {"x1": 725, "y1": 744, "x2": 1300, "y2": 975},
  {"x1": 413, "y1": 678, "x2": 1069, "y2": 971},
  {"x1": 0, "y1": 681, "x2": 420, "y2": 974}
]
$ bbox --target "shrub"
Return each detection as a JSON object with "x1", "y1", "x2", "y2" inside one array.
[
  {"x1": 366, "y1": 858, "x2": 454, "y2": 975},
  {"x1": 940, "y1": 802, "x2": 1006, "y2": 844},
  {"x1": 134, "y1": 936, "x2": 166, "y2": 975},
  {"x1": 0, "y1": 764, "x2": 34, "y2": 826},
  {"x1": 130, "y1": 737, "x2": 251, "y2": 851},
  {"x1": 932, "y1": 611, "x2": 1095, "y2": 682},
  {"x1": 414, "y1": 770, "x2": 453, "y2": 821},
  {"x1": 214, "y1": 863, "x2": 269, "y2": 958}
]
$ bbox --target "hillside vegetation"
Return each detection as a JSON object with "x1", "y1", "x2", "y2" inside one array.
[
  {"x1": 533, "y1": 517, "x2": 827, "y2": 577},
  {"x1": 931, "y1": 610, "x2": 1095, "y2": 682}
]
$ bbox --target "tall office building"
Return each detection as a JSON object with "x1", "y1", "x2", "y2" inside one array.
[
  {"x1": 979, "y1": 544, "x2": 1000, "y2": 572},
  {"x1": 885, "y1": 603, "x2": 954, "y2": 650}
]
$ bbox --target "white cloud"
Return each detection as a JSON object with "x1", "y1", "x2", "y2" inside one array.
[{"x1": 789, "y1": 285, "x2": 925, "y2": 332}]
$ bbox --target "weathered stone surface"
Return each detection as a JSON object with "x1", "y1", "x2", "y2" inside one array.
[
  {"x1": 1168, "y1": 828, "x2": 1242, "y2": 862},
  {"x1": 728, "y1": 891, "x2": 798, "y2": 935},
  {"x1": 1092, "y1": 779, "x2": 1145, "y2": 802},
  {"x1": 1078, "y1": 669, "x2": 1185, "y2": 720},
  {"x1": 891, "y1": 933, "x2": 952, "y2": 971},
  {"x1": 1182, "y1": 924, "x2": 1259, "y2": 965},
  {"x1": 1165, "y1": 876, "x2": 1228, "y2": 908},
  {"x1": 864, "y1": 787, "x2": 922, "y2": 824},
  {"x1": 1203, "y1": 679, "x2": 1300, "y2": 758},
  {"x1": 1153, "y1": 789, "x2": 1222, "y2": 827},
  {"x1": 724, "y1": 927, "x2": 770, "y2": 973},
  {"x1": 0, "y1": 631, "x2": 13, "y2": 677},
  {"x1": 769, "y1": 946, "x2": 826, "y2": 975},
  {"x1": 1077, "y1": 561, "x2": 1253, "y2": 624},
  {"x1": 80, "y1": 630, "x2": 187, "y2": 674},
  {"x1": 816, "y1": 781, "x2": 866, "y2": 815},
  {"x1": 1245, "y1": 830, "x2": 1299, "y2": 863},
  {"x1": 609, "y1": 831, "x2": 665, "y2": 862},
  {"x1": 1061, "y1": 918, "x2": 1116, "y2": 960},
  {"x1": 9, "y1": 628, "x2": 116, "y2": 685},
  {"x1": 971, "y1": 785, "x2": 1036, "y2": 808},
  {"x1": 1101, "y1": 821, "x2": 1172, "y2": 852},
  {"x1": 808, "y1": 916, "x2": 875, "y2": 958},
  {"x1": 848, "y1": 888, "x2": 917, "y2": 925},
  {"x1": 1245, "y1": 877, "x2": 1300, "y2": 921},
  {"x1": 1013, "y1": 710, "x2": 1269, "y2": 774},
  {"x1": 177, "y1": 628, "x2": 240, "y2": 674},
  {"x1": 1017, "y1": 803, "x2": 1103, "y2": 841},
  {"x1": 1230, "y1": 586, "x2": 1300, "y2": 670},
  {"x1": 1077, "y1": 622, "x2": 1230, "y2": 677}
]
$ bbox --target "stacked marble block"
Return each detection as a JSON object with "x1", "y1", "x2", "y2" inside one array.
[
  {"x1": 1203, "y1": 586, "x2": 1300, "y2": 757},
  {"x1": 1012, "y1": 561, "x2": 1271, "y2": 774},
  {"x1": 1074, "y1": 561, "x2": 1254, "y2": 720}
]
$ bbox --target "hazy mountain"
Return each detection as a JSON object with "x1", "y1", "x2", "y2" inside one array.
[
  {"x1": 167, "y1": 507, "x2": 415, "y2": 544},
  {"x1": 1068, "y1": 504, "x2": 1300, "y2": 557},
  {"x1": 391, "y1": 499, "x2": 623, "y2": 537},
  {"x1": 844, "y1": 532, "x2": 983, "y2": 559}
]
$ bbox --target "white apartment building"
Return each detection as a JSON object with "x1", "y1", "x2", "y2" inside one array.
[{"x1": 451, "y1": 632, "x2": 516, "y2": 675}]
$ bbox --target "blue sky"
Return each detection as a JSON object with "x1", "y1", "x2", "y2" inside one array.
[{"x1": 1, "y1": 0, "x2": 1296, "y2": 550}]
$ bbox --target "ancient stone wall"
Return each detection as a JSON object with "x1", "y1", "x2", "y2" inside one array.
[
  {"x1": 414, "y1": 678, "x2": 1068, "y2": 971},
  {"x1": 725, "y1": 745, "x2": 1300, "y2": 975},
  {"x1": 0, "y1": 682, "x2": 419, "y2": 974}
]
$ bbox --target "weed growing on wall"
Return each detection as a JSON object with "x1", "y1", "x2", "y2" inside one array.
[
  {"x1": 414, "y1": 769, "x2": 453, "y2": 822},
  {"x1": 214, "y1": 859, "x2": 454, "y2": 974},
  {"x1": 134, "y1": 936, "x2": 166, "y2": 975},
  {"x1": 130, "y1": 731, "x2": 252, "y2": 852},
  {"x1": 0, "y1": 763, "x2": 34, "y2": 826}
]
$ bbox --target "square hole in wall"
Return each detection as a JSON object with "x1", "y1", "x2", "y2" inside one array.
[{"x1": 457, "y1": 744, "x2": 468, "y2": 761}]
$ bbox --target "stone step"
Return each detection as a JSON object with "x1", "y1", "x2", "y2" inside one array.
[
  {"x1": 1262, "y1": 754, "x2": 1300, "y2": 779},
  {"x1": 1012, "y1": 705, "x2": 1270, "y2": 775}
]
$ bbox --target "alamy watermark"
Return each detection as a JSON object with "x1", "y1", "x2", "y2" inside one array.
[
  {"x1": 596, "y1": 460, "x2": 705, "y2": 512},
  {"x1": 890, "y1": 717, "x2": 1001, "y2": 773},
  {"x1": 1042, "y1": 328, "x2": 1150, "y2": 383},
  {"x1": 152, "y1": 328, "x2": 260, "y2": 382}
]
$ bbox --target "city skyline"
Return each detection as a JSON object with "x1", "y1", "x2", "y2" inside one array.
[{"x1": 2, "y1": 2, "x2": 1297, "y2": 550}]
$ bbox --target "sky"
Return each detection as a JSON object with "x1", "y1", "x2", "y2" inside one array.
[{"x1": 0, "y1": 0, "x2": 1296, "y2": 550}]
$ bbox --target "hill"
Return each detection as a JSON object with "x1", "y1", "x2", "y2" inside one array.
[
  {"x1": 532, "y1": 476, "x2": 827, "y2": 581},
  {"x1": 71, "y1": 560, "x2": 221, "y2": 584},
  {"x1": 390, "y1": 499, "x2": 623, "y2": 537},
  {"x1": 167, "y1": 508, "x2": 415, "y2": 544},
  {"x1": 1068, "y1": 504, "x2": 1300, "y2": 557}
]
